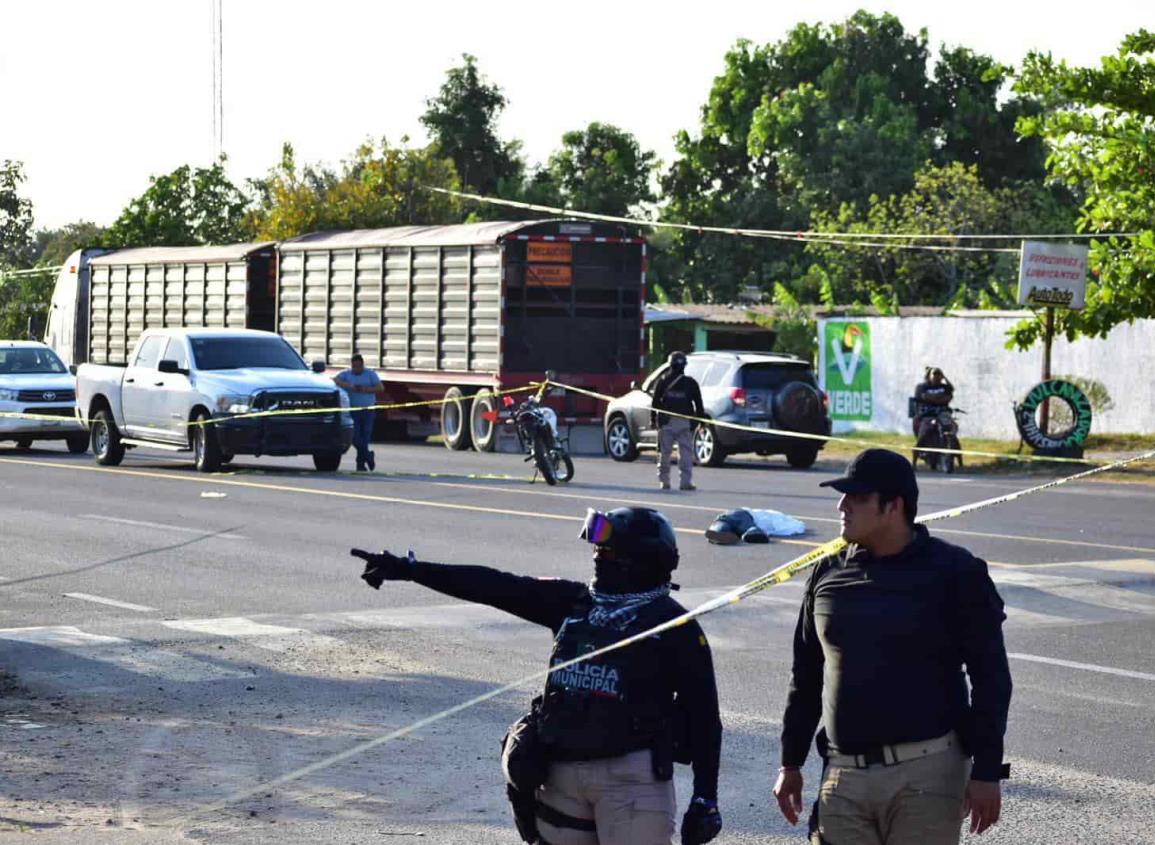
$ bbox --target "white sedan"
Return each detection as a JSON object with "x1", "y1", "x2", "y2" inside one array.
[{"x1": 0, "y1": 341, "x2": 88, "y2": 453}]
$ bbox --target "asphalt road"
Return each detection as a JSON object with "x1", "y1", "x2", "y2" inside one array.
[{"x1": 2, "y1": 440, "x2": 1154, "y2": 843}]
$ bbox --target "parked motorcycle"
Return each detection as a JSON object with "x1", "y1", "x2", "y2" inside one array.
[
  {"x1": 912, "y1": 405, "x2": 965, "y2": 473},
  {"x1": 503, "y1": 389, "x2": 574, "y2": 485}
]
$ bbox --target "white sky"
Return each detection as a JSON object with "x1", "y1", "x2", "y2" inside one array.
[{"x1": 5, "y1": 0, "x2": 1150, "y2": 230}]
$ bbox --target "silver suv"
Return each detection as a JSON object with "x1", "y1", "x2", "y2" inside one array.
[{"x1": 604, "y1": 351, "x2": 831, "y2": 467}]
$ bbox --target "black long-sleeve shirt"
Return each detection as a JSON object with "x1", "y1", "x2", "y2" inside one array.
[
  {"x1": 406, "y1": 561, "x2": 723, "y2": 799},
  {"x1": 652, "y1": 372, "x2": 705, "y2": 427},
  {"x1": 780, "y1": 526, "x2": 1012, "y2": 781}
]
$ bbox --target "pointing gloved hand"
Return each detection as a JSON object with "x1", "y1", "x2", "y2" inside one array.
[
  {"x1": 681, "y1": 796, "x2": 722, "y2": 845},
  {"x1": 350, "y1": 548, "x2": 416, "y2": 588}
]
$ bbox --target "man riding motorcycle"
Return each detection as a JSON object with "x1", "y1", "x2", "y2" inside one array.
[{"x1": 913, "y1": 367, "x2": 954, "y2": 439}]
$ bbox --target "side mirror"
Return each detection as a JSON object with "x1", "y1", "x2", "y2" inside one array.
[
  {"x1": 629, "y1": 380, "x2": 639, "y2": 391},
  {"x1": 158, "y1": 359, "x2": 182, "y2": 375},
  {"x1": 311, "y1": 360, "x2": 326, "y2": 374},
  {"x1": 69, "y1": 364, "x2": 78, "y2": 376}
]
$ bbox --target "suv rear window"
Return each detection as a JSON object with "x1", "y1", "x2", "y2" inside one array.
[{"x1": 740, "y1": 363, "x2": 815, "y2": 390}]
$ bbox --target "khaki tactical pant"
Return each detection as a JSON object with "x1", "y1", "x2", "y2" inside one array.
[
  {"x1": 535, "y1": 750, "x2": 676, "y2": 845},
  {"x1": 657, "y1": 419, "x2": 694, "y2": 487},
  {"x1": 811, "y1": 744, "x2": 971, "y2": 845}
]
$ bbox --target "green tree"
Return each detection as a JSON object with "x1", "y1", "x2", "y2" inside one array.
[
  {"x1": 421, "y1": 54, "x2": 522, "y2": 198},
  {"x1": 1009, "y1": 30, "x2": 1155, "y2": 347},
  {"x1": 27, "y1": 221, "x2": 107, "y2": 267},
  {"x1": 543, "y1": 122, "x2": 656, "y2": 216},
  {"x1": 248, "y1": 139, "x2": 461, "y2": 241},
  {"x1": 1, "y1": 160, "x2": 34, "y2": 268},
  {"x1": 658, "y1": 11, "x2": 1053, "y2": 305},
  {"x1": 806, "y1": 163, "x2": 1074, "y2": 307},
  {"x1": 105, "y1": 159, "x2": 251, "y2": 247}
]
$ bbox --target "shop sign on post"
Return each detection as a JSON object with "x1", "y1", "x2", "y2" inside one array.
[{"x1": 1018, "y1": 241, "x2": 1089, "y2": 309}]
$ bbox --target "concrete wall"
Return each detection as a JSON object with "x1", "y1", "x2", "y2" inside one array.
[{"x1": 818, "y1": 315, "x2": 1155, "y2": 439}]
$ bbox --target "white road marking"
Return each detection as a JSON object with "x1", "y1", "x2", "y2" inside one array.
[
  {"x1": 77, "y1": 513, "x2": 245, "y2": 540},
  {"x1": 63, "y1": 592, "x2": 157, "y2": 612},
  {"x1": 0, "y1": 626, "x2": 246, "y2": 681},
  {"x1": 993, "y1": 570, "x2": 1155, "y2": 615},
  {"x1": 1009, "y1": 652, "x2": 1155, "y2": 683},
  {"x1": 162, "y1": 617, "x2": 341, "y2": 652}
]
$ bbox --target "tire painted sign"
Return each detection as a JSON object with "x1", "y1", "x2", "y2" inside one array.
[
  {"x1": 1014, "y1": 379, "x2": 1093, "y2": 450},
  {"x1": 822, "y1": 320, "x2": 872, "y2": 421}
]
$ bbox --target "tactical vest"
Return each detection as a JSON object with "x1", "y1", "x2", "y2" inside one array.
[{"x1": 537, "y1": 595, "x2": 678, "y2": 761}]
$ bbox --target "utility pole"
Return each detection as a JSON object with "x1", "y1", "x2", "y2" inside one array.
[{"x1": 210, "y1": 0, "x2": 223, "y2": 160}]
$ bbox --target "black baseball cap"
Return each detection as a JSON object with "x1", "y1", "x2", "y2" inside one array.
[{"x1": 820, "y1": 448, "x2": 919, "y2": 512}]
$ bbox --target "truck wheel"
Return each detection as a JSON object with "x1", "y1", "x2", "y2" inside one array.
[
  {"x1": 470, "y1": 388, "x2": 498, "y2": 452},
  {"x1": 192, "y1": 413, "x2": 222, "y2": 473},
  {"x1": 15, "y1": 438, "x2": 32, "y2": 449},
  {"x1": 441, "y1": 386, "x2": 473, "y2": 451},
  {"x1": 66, "y1": 434, "x2": 89, "y2": 455},
  {"x1": 312, "y1": 452, "x2": 341, "y2": 472},
  {"x1": 92, "y1": 409, "x2": 125, "y2": 466}
]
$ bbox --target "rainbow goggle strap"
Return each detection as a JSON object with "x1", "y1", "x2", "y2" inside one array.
[{"x1": 579, "y1": 509, "x2": 614, "y2": 545}]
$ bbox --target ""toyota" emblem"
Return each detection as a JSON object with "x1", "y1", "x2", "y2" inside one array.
[{"x1": 42, "y1": 391, "x2": 56, "y2": 401}]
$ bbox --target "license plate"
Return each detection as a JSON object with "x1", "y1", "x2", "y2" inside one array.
[{"x1": 750, "y1": 420, "x2": 770, "y2": 429}]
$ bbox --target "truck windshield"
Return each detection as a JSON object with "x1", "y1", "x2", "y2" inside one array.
[
  {"x1": 189, "y1": 337, "x2": 307, "y2": 371},
  {"x1": 0, "y1": 347, "x2": 67, "y2": 374}
]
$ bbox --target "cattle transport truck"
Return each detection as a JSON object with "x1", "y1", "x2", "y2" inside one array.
[{"x1": 45, "y1": 220, "x2": 646, "y2": 453}]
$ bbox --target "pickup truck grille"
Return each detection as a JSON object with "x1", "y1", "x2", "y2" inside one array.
[
  {"x1": 254, "y1": 391, "x2": 341, "y2": 414},
  {"x1": 24, "y1": 407, "x2": 74, "y2": 418},
  {"x1": 17, "y1": 389, "x2": 76, "y2": 403}
]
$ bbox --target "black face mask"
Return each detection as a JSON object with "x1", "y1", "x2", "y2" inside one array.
[{"x1": 591, "y1": 547, "x2": 667, "y2": 594}]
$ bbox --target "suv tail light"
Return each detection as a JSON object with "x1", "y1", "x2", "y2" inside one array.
[
  {"x1": 730, "y1": 387, "x2": 747, "y2": 407},
  {"x1": 821, "y1": 390, "x2": 829, "y2": 408}
]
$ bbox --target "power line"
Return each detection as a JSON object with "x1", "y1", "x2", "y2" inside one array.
[{"x1": 428, "y1": 187, "x2": 1139, "y2": 254}]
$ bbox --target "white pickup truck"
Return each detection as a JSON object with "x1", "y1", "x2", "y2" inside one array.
[{"x1": 75, "y1": 328, "x2": 353, "y2": 472}]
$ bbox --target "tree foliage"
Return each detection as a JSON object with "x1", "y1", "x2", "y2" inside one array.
[
  {"x1": 1009, "y1": 30, "x2": 1155, "y2": 347},
  {"x1": 536, "y1": 122, "x2": 656, "y2": 217},
  {"x1": 421, "y1": 54, "x2": 522, "y2": 198},
  {"x1": 657, "y1": 11, "x2": 1054, "y2": 305},
  {"x1": 1, "y1": 160, "x2": 34, "y2": 268},
  {"x1": 105, "y1": 160, "x2": 250, "y2": 247},
  {"x1": 248, "y1": 140, "x2": 461, "y2": 241}
]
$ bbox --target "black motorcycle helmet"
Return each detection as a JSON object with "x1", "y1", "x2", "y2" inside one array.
[
  {"x1": 668, "y1": 351, "x2": 687, "y2": 375},
  {"x1": 580, "y1": 507, "x2": 679, "y2": 593}
]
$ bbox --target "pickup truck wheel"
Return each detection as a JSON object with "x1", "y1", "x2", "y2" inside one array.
[
  {"x1": 66, "y1": 434, "x2": 89, "y2": 455},
  {"x1": 92, "y1": 409, "x2": 125, "y2": 466},
  {"x1": 312, "y1": 452, "x2": 341, "y2": 472},
  {"x1": 192, "y1": 413, "x2": 222, "y2": 473},
  {"x1": 786, "y1": 446, "x2": 819, "y2": 468},
  {"x1": 441, "y1": 386, "x2": 473, "y2": 451},
  {"x1": 15, "y1": 438, "x2": 32, "y2": 449}
]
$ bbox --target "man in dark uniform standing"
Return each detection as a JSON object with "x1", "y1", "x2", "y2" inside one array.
[
  {"x1": 772, "y1": 449, "x2": 1012, "y2": 844},
  {"x1": 352, "y1": 506, "x2": 724, "y2": 845},
  {"x1": 651, "y1": 351, "x2": 705, "y2": 491}
]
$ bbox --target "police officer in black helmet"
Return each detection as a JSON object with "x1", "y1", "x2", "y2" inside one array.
[{"x1": 352, "y1": 507, "x2": 723, "y2": 845}]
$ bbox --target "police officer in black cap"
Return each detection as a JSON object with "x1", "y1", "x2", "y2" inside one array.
[
  {"x1": 772, "y1": 449, "x2": 1012, "y2": 844},
  {"x1": 652, "y1": 351, "x2": 705, "y2": 491},
  {"x1": 352, "y1": 507, "x2": 723, "y2": 845}
]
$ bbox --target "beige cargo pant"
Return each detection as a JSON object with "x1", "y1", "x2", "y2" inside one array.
[
  {"x1": 657, "y1": 418, "x2": 694, "y2": 488},
  {"x1": 535, "y1": 749, "x2": 676, "y2": 845},
  {"x1": 811, "y1": 744, "x2": 971, "y2": 845}
]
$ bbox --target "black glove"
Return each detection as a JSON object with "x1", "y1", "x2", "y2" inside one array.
[
  {"x1": 350, "y1": 548, "x2": 415, "y2": 589},
  {"x1": 681, "y1": 796, "x2": 721, "y2": 845}
]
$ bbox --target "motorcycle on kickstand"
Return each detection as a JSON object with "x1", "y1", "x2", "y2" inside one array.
[
  {"x1": 910, "y1": 400, "x2": 966, "y2": 474},
  {"x1": 503, "y1": 387, "x2": 574, "y2": 485}
]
